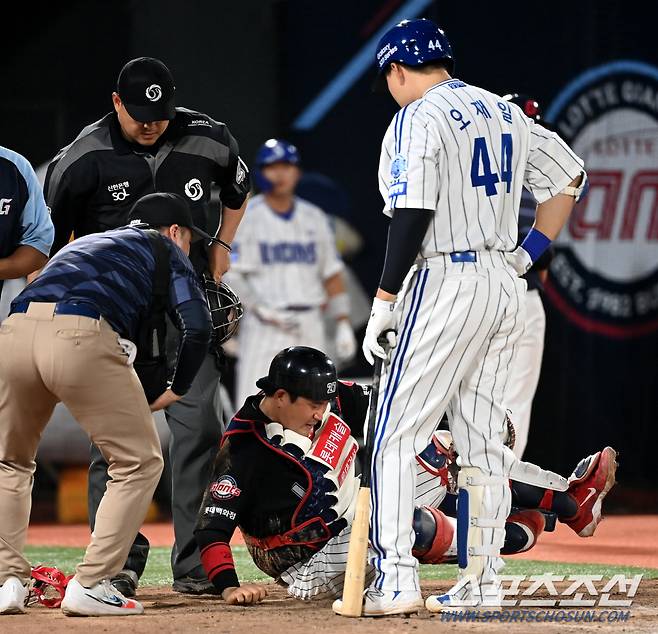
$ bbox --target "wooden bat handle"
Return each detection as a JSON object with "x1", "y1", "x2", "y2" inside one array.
[{"x1": 333, "y1": 487, "x2": 370, "y2": 617}]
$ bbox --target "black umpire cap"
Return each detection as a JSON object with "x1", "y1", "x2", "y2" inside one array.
[
  {"x1": 128, "y1": 192, "x2": 216, "y2": 243},
  {"x1": 117, "y1": 57, "x2": 176, "y2": 122},
  {"x1": 257, "y1": 347, "x2": 338, "y2": 401}
]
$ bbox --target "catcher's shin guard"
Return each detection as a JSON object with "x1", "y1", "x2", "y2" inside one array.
[{"x1": 412, "y1": 505, "x2": 456, "y2": 564}]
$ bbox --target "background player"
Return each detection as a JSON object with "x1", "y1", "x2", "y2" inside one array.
[
  {"x1": 44, "y1": 57, "x2": 250, "y2": 596},
  {"x1": 0, "y1": 146, "x2": 54, "y2": 321},
  {"x1": 192, "y1": 347, "x2": 616, "y2": 612},
  {"x1": 225, "y1": 139, "x2": 357, "y2": 408},
  {"x1": 361, "y1": 19, "x2": 586, "y2": 614},
  {"x1": 501, "y1": 93, "x2": 556, "y2": 459}
]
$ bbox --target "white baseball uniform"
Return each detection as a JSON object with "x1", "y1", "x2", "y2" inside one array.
[
  {"x1": 370, "y1": 79, "x2": 584, "y2": 594},
  {"x1": 226, "y1": 194, "x2": 344, "y2": 407},
  {"x1": 506, "y1": 289, "x2": 546, "y2": 459},
  {"x1": 506, "y1": 187, "x2": 549, "y2": 459},
  {"x1": 280, "y1": 460, "x2": 450, "y2": 600}
]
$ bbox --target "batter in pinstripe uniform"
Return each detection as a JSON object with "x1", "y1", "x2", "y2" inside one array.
[
  {"x1": 361, "y1": 19, "x2": 586, "y2": 615},
  {"x1": 226, "y1": 140, "x2": 356, "y2": 408}
]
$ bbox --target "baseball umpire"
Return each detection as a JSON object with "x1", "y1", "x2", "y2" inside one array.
[
  {"x1": 0, "y1": 192, "x2": 212, "y2": 616},
  {"x1": 362, "y1": 19, "x2": 586, "y2": 614},
  {"x1": 44, "y1": 56, "x2": 250, "y2": 595}
]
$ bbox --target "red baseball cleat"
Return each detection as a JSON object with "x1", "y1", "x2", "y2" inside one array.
[{"x1": 563, "y1": 447, "x2": 618, "y2": 537}]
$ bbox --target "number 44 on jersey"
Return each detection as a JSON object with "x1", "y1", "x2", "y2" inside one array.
[{"x1": 471, "y1": 134, "x2": 513, "y2": 197}]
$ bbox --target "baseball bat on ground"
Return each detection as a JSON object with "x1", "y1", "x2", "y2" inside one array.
[{"x1": 332, "y1": 335, "x2": 390, "y2": 617}]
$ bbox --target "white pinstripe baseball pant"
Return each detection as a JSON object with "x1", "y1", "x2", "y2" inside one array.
[{"x1": 369, "y1": 251, "x2": 526, "y2": 593}]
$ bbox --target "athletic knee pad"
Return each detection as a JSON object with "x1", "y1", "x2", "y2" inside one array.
[
  {"x1": 412, "y1": 505, "x2": 455, "y2": 564},
  {"x1": 501, "y1": 509, "x2": 546, "y2": 555}
]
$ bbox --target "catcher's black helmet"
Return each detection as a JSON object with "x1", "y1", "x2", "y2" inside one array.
[
  {"x1": 202, "y1": 275, "x2": 243, "y2": 348},
  {"x1": 503, "y1": 93, "x2": 542, "y2": 122},
  {"x1": 256, "y1": 346, "x2": 337, "y2": 401}
]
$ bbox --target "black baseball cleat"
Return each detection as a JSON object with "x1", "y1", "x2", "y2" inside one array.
[
  {"x1": 111, "y1": 569, "x2": 139, "y2": 598},
  {"x1": 172, "y1": 575, "x2": 220, "y2": 595}
]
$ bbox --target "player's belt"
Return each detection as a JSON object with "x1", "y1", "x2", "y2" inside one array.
[
  {"x1": 11, "y1": 301, "x2": 102, "y2": 320},
  {"x1": 284, "y1": 305, "x2": 315, "y2": 311},
  {"x1": 449, "y1": 251, "x2": 477, "y2": 263}
]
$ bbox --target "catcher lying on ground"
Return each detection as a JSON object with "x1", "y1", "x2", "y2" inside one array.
[{"x1": 194, "y1": 346, "x2": 618, "y2": 608}]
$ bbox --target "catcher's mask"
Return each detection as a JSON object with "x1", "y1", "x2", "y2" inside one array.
[
  {"x1": 203, "y1": 275, "x2": 243, "y2": 349},
  {"x1": 30, "y1": 565, "x2": 73, "y2": 608}
]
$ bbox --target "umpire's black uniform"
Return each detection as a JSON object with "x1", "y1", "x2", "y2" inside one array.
[{"x1": 45, "y1": 58, "x2": 250, "y2": 594}]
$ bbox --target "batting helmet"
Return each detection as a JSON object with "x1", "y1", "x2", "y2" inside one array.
[
  {"x1": 256, "y1": 346, "x2": 337, "y2": 401},
  {"x1": 202, "y1": 275, "x2": 243, "y2": 350},
  {"x1": 503, "y1": 93, "x2": 542, "y2": 122},
  {"x1": 254, "y1": 139, "x2": 301, "y2": 193},
  {"x1": 375, "y1": 18, "x2": 454, "y2": 76}
]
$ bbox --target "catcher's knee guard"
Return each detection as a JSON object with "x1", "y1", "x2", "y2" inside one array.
[
  {"x1": 412, "y1": 506, "x2": 456, "y2": 564},
  {"x1": 501, "y1": 509, "x2": 546, "y2": 555},
  {"x1": 456, "y1": 467, "x2": 507, "y2": 583}
]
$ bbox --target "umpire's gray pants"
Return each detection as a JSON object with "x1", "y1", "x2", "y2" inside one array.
[{"x1": 88, "y1": 351, "x2": 223, "y2": 580}]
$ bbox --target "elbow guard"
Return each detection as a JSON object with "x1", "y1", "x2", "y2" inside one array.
[{"x1": 561, "y1": 172, "x2": 587, "y2": 202}]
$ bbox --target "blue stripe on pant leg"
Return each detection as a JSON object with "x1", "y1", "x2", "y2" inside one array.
[
  {"x1": 369, "y1": 271, "x2": 423, "y2": 578},
  {"x1": 370, "y1": 268, "x2": 429, "y2": 589}
]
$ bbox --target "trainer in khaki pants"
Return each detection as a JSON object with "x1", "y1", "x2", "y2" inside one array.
[
  {"x1": 0, "y1": 304, "x2": 163, "y2": 586},
  {"x1": 0, "y1": 193, "x2": 213, "y2": 615}
]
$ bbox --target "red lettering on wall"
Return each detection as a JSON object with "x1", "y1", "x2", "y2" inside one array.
[{"x1": 569, "y1": 171, "x2": 621, "y2": 240}]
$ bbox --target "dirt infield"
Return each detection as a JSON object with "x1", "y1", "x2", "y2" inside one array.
[
  {"x1": 1, "y1": 580, "x2": 657, "y2": 634},
  {"x1": 14, "y1": 515, "x2": 657, "y2": 632}
]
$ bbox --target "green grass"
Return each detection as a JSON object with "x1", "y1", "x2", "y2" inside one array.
[{"x1": 25, "y1": 546, "x2": 658, "y2": 587}]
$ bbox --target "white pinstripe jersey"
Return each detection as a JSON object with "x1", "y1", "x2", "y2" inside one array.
[
  {"x1": 229, "y1": 194, "x2": 344, "y2": 308},
  {"x1": 378, "y1": 79, "x2": 585, "y2": 256}
]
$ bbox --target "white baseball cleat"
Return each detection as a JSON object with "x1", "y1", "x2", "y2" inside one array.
[
  {"x1": 361, "y1": 588, "x2": 423, "y2": 616},
  {"x1": 0, "y1": 576, "x2": 28, "y2": 615},
  {"x1": 61, "y1": 578, "x2": 144, "y2": 616},
  {"x1": 426, "y1": 579, "x2": 502, "y2": 612}
]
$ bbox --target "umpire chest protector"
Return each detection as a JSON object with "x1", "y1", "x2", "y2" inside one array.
[{"x1": 133, "y1": 230, "x2": 171, "y2": 402}]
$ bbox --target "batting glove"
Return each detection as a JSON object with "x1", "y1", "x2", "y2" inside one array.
[
  {"x1": 504, "y1": 246, "x2": 533, "y2": 276},
  {"x1": 362, "y1": 298, "x2": 397, "y2": 365},
  {"x1": 335, "y1": 319, "x2": 357, "y2": 362},
  {"x1": 254, "y1": 305, "x2": 299, "y2": 331}
]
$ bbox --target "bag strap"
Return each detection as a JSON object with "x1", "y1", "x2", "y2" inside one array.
[
  {"x1": 144, "y1": 229, "x2": 171, "y2": 310},
  {"x1": 137, "y1": 229, "x2": 171, "y2": 358}
]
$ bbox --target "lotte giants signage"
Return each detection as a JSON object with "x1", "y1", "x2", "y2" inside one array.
[{"x1": 544, "y1": 61, "x2": 658, "y2": 337}]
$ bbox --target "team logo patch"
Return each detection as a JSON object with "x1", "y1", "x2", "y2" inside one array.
[
  {"x1": 0, "y1": 198, "x2": 12, "y2": 215},
  {"x1": 210, "y1": 476, "x2": 241, "y2": 500},
  {"x1": 184, "y1": 178, "x2": 204, "y2": 201},
  {"x1": 390, "y1": 153, "x2": 408, "y2": 179},
  {"x1": 388, "y1": 181, "x2": 407, "y2": 198},
  {"x1": 145, "y1": 84, "x2": 162, "y2": 102}
]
